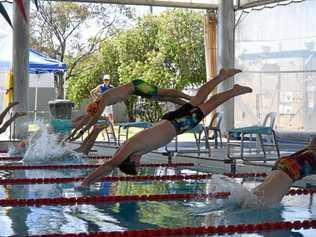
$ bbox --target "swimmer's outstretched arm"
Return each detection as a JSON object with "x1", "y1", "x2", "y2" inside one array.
[
  {"x1": 72, "y1": 83, "x2": 135, "y2": 140},
  {"x1": 69, "y1": 116, "x2": 99, "y2": 141},
  {"x1": 64, "y1": 114, "x2": 95, "y2": 141},
  {"x1": 253, "y1": 170, "x2": 293, "y2": 206},
  {"x1": 64, "y1": 115, "x2": 90, "y2": 141}
]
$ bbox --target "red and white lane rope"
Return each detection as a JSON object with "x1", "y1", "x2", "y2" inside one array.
[
  {"x1": 0, "y1": 155, "x2": 112, "y2": 161},
  {"x1": 0, "y1": 156, "x2": 22, "y2": 161},
  {"x1": 27, "y1": 219, "x2": 316, "y2": 237},
  {"x1": 0, "y1": 188, "x2": 315, "y2": 207},
  {"x1": 0, "y1": 192, "x2": 230, "y2": 207},
  {"x1": 0, "y1": 173, "x2": 268, "y2": 185},
  {"x1": 0, "y1": 162, "x2": 194, "y2": 170},
  {"x1": 0, "y1": 174, "x2": 213, "y2": 185}
]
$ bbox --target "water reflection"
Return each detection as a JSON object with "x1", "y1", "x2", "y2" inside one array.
[{"x1": 0, "y1": 165, "x2": 315, "y2": 236}]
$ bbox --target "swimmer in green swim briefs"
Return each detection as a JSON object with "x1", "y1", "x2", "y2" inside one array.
[
  {"x1": 81, "y1": 69, "x2": 253, "y2": 186},
  {"x1": 66, "y1": 79, "x2": 193, "y2": 141}
]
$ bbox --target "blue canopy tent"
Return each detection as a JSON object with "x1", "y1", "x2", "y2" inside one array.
[
  {"x1": 0, "y1": 48, "x2": 67, "y2": 74},
  {"x1": 0, "y1": 48, "x2": 67, "y2": 121}
]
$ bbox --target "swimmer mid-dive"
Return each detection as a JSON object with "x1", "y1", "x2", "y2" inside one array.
[
  {"x1": 65, "y1": 79, "x2": 193, "y2": 141},
  {"x1": 81, "y1": 68, "x2": 253, "y2": 186},
  {"x1": 252, "y1": 136, "x2": 316, "y2": 206},
  {"x1": 205, "y1": 137, "x2": 316, "y2": 208}
]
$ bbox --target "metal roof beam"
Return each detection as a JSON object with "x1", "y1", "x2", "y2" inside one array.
[
  {"x1": 237, "y1": 0, "x2": 293, "y2": 9},
  {"x1": 47, "y1": 0, "x2": 218, "y2": 9}
]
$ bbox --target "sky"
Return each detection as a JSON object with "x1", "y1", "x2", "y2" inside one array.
[
  {"x1": 82, "y1": 5, "x2": 167, "y2": 42},
  {"x1": 0, "y1": 2, "x2": 168, "y2": 57}
]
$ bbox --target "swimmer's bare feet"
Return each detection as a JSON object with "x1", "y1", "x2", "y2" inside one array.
[
  {"x1": 233, "y1": 84, "x2": 253, "y2": 95},
  {"x1": 219, "y1": 68, "x2": 242, "y2": 79}
]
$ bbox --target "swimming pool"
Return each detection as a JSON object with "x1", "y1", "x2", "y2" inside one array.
[{"x1": 0, "y1": 156, "x2": 315, "y2": 237}]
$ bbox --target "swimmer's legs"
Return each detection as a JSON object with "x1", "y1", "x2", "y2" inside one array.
[
  {"x1": 190, "y1": 69, "x2": 241, "y2": 106},
  {"x1": 198, "y1": 84, "x2": 252, "y2": 115}
]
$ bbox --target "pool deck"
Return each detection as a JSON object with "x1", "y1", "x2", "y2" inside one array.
[
  {"x1": 79, "y1": 137, "x2": 303, "y2": 173},
  {"x1": 84, "y1": 139, "x2": 316, "y2": 186},
  {"x1": 1, "y1": 129, "x2": 314, "y2": 186}
]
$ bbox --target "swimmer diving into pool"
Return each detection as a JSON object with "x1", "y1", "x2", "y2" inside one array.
[
  {"x1": 204, "y1": 138, "x2": 316, "y2": 208},
  {"x1": 81, "y1": 68, "x2": 253, "y2": 186},
  {"x1": 251, "y1": 136, "x2": 316, "y2": 206},
  {"x1": 65, "y1": 78, "x2": 193, "y2": 141}
]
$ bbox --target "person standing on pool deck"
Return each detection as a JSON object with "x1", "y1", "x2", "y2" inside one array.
[
  {"x1": 81, "y1": 68, "x2": 253, "y2": 186},
  {"x1": 90, "y1": 74, "x2": 113, "y2": 100},
  {"x1": 90, "y1": 74, "x2": 114, "y2": 123}
]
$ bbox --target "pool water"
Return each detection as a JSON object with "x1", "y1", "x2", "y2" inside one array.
[{"x1": 0, "y1": 163, "x2": 315, "y2": 237}]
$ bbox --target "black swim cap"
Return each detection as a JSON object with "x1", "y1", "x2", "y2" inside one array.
[{"x1": 118, "y1": 157, "x2": 137, "y2": 175}]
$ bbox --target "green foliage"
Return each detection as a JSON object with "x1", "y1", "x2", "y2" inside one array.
[
  {"x1": 67, "y1": 9, "x2": 206, "y2": 118},
  {"x1": 30, "y1": 1, "x2": 135, "y2": 98},
  {"x1": 137, "y1": 99, "x2": 165, "y2": 123}
]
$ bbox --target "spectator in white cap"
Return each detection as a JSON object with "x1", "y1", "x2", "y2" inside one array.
[{"x1": 90, "y1": 74, "x2": 114, "y2": 123}]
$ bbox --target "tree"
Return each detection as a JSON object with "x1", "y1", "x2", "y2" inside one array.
[
  {"x1": 119, "y1": 10, "x2": 206, "y2": 122},
  {"x1": 67, "y1": 9, "x2": 206, "y2": 122},
  {"x1": 30, "y1": 1, "x2": 135, "y2": 98}
]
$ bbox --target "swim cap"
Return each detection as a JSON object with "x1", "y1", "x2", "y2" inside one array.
[
  {"x1": 86, "y1": 102, "x2": 99, "y2": 116},
  {"x1": 118, "y1": 157, "x2": 137, "y2": 175}
]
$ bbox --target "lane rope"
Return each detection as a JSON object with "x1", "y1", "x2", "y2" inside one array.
[
  {"x1": 0, "y1": 174, "x2": 213, "y2": 184},
  {"x1": 0, "y1": 192, "x2": 230, "y2": 207},
  {"x1": 0, "y1": 188, "x2": 315, "y2": 207},
  {"x1": 26, "y1": 219, "x2": 316, "y2": 237},
  {"x1": 0, "y1": 155, "x2": 112, "y2": 161},
  {"x1": 0, "y1": 162, "x2": 194, "y2": 170},
  {"x1": 0, "y1": 173, "x2": 268, "y2": 185}
]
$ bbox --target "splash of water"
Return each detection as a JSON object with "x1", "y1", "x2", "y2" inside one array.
[
  {"x1": 190, "y1": 174, "x2": 268, "y2": 215},
  {"x1": 21, "y1": 121, "x2": 82, "y2": 164},
  {"x1": 206, "y1": 174, "x2": 261, "y2": 209}
]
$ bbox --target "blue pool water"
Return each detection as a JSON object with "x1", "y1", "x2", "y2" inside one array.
[{"x1": 0, "y1": 162, "x2": 316, "y2": 237}]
